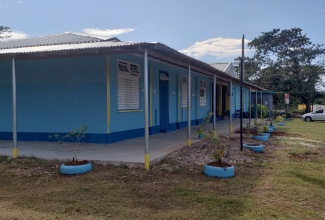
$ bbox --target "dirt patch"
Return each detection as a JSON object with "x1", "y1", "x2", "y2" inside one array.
[
  {"x1": 279, "y1": 141, "x2": 321, "y2": 148},
  {"x1": 207, "y1": 161, "x2": 232, "y2": 167},
  {"x1": 7, "y1": 158, "x2": 58, "y2": 177},
  {"x1": 283, "y1": 137, "x2": 322, "y2": 143},
  {"x1": 153, "y1": 133, "x2": 279, "y2": 173},
  {"x1": 63, "y1": 160, "x2": 89, "y2": 166}
]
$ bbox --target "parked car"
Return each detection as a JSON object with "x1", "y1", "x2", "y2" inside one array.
[
  {"x1": 274, "y1": 110, "x2": 286, "y2": 117},
  {"x1": 301, "y1": 109, "x2": 325, "y2": 122}
]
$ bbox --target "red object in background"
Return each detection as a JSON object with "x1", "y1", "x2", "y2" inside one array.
[{"x1": 284, "y1": 93, "x2": 289, "y2": 104}]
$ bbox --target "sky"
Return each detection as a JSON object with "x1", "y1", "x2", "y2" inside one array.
[{"x1": 1, "y1": 0, "x2": 325, "y2": 64}]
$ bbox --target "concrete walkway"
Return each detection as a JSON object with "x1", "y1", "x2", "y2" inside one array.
[{"x1": 0, "y1": 119, "x2": 249, "y2": 165}]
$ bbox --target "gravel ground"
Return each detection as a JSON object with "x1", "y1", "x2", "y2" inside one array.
[{"x1": 153, "y1": 132, "x2": 281, "y2": 171}]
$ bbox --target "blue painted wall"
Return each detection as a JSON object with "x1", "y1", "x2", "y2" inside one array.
[
  {"x1": 0, "y1": 54, "x2": 213, "y2": 143},
  {"x1": 230, "y1": 84, "x2": 251, "y2": 118},
  {"x1": 243, "y1": 87, "x2": 250, "y2": 112},
  {"x1": 108, "y1": 54, "x2": 212, "y2": 134},
  {"x1": 231, "y1": 84, "x2": 240, "y2": 117},
  {"x1": 0, "y1": 56, "x2": 107, "y2": 134},
  {"x1": 0, "y1": 61, "x2": 12, "y2": 131}
]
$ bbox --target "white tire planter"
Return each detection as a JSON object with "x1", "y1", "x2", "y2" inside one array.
[
  {"x1": 60, "y1": 162, "x2": 92, "y2": 175},
  {"x1": 204, "y1": 164, "x2": 235, "y2": 178}
]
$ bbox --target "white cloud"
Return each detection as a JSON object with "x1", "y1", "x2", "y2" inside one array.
[
  {"x1": 80, "y1": 28, "x2": 135, "y2": 39},
  {"x1": 0, "y1": 30, "x2": 29, "y2": 41},
  {"x1": 179, "y1": 37, "x2": 251, "y2": 59}
]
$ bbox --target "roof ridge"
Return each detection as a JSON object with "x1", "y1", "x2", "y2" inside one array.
[{"x1": 0, "y1": 32, "x2": 104, "y2": 50}]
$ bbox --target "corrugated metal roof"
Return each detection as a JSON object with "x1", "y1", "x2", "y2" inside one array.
[
  {"x1": 0, "y1": 33, "x2": 266, "y2": 91},
  {"x1": 210, "y1": 62, "x2": 230, "y2": 72},
  {"x1": 0, "y1": 32, "x2": 103, "y2": 50},
  {"x1": 0, "y1": 41, "x2": 140, "y2": 54},
  {"x1": 210, "y1": 62, "x2": 238, "y2": 78}
]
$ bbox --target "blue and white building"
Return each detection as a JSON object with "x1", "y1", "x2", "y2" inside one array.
[{"x1": 0, "y1": 33, "x2": 265, "y2": 144}]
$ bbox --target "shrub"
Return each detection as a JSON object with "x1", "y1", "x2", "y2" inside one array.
[{"x1": 250, "y1": 104, "x2": 269, "y2": 118}]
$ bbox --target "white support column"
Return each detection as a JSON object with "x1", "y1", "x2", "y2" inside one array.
[
  {"x1": 229, "y1": 80, "x2": 233, "y2": 134},
  {"x1": 12, "y1": 58, "x2": 17, "y2": 158},
  {"x1": 187, "y1": 63, "x2": 191, "y2": 146},
  {"x1": 213, "y1": 74, "x2": 216, "y2": 132},
  {"x1": 144, "y1": 49, "x2": 149, "y2": 170}
]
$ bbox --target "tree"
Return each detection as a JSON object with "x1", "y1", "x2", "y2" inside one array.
[
  {"x1": 247, "y1": 28, "x2": 325, "y2": 112},
  {"x1": 0, "y1": 26, "x2": 11, "y2": 39},
  {"x1": 234, "y1": 56, "x2": 261, "y2": 82}
]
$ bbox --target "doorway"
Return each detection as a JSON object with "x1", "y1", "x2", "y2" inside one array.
[{"x1": 159, "y1": 72, "x2": 169, "y2": 132}]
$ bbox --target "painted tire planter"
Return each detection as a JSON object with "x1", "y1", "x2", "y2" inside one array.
[
  {"x1": 269, "y1": 125, "x2": 276, "y2": 130},
  {"x1": 277, "y1": 122, "x2": 285, "y2": 126},
  {"x1": 204, "y1": 164, "x2": 234, "y2": 178},
  {"x1": 243, "y1": 143, "x2": 264, "y2": 152},
  {"x1": 198, "y1": 134, "x2": 205, "y2": 139},
  {"x1": 260, "y1": 132, "x2": 270, "y2": 138},
  {"x1": 266, "y1": 127, "x2": 273, "y2": 133},
  {"x1": 60, "y1": 161, "x2": 92, "y2": 175},
  {"x1": 252, "y1": 135, "x2": 268, "y2": 142}
]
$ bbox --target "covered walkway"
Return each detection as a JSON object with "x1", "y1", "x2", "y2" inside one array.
[{"x1": 0, "y1": 119, "x2": 249, "y2": 165}]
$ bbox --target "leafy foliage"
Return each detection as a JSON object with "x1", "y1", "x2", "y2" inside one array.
[
  {"x1": 196, "y1": 112, "x2": 212, "y2": 135},
  {"x1": 205, "y1": 131, "x2": 227, "y2": 164},
  {"x1": 250, "y1": 104, "x2": 269, "y2": 118},
  {"x1": 51, "y1": 125, "x2": 87, "y2": 162},
  {"x1": 240, "y1": 28, "x2": 325, "y2": 112},
  {"x1": 253, "y1": 119, "x2": 268, "y2": 134},
  {"x1": 276, "y1": 115, "x2": 285, "y2": 123}
]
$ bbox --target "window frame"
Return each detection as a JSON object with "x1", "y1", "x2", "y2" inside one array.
[
  {"x1": 117, "y1": 60, "x2": 141, "y2": 111},
  {"x1": 199, "y1": 80, "x2": 207, "y2": 107}
]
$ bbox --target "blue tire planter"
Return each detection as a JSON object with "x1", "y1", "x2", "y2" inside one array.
[
  {"x1": 204, "y1": 164, "x2": 234, "y2": 178},
  {"x1": 243, "y1": 143, "x2": 264, "y2": 152},
  {"x1": 198, "y1": 134, "x2": 205, "y2": 139},
  {"x1": 269, "y1": 125, "x2": 276, "y2": 130},
  {"x1": 277, "y1": 122, "x2": 285, "y2": 126},
  {"x1": 266, "y1": 127, "x2": 273, "y2": 133},
  {"x1": 252, "y1": 135, "x2": 269, "y2": 142},
  {"x1": 261, "y1": 132, "x2": 270, "y2": 137},
  {"x1": 60, "y1": 162, "x2": 92, "y2": 175}
]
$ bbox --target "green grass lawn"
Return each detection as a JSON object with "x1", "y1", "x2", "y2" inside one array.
[{"x1": 0, "y1": 118, "x2": 324, "y2": 219}]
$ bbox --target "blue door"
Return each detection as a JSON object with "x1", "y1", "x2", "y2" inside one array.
[{"x1": 159, "y1": 79, "x2": 169, "y2": 132}]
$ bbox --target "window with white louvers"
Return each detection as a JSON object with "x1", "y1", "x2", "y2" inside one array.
[
  {"x1": 182, "y1": 77, "x2": 188, "y2": 108},
  {"x1": 199, "y1": 80, "x2": 207, "y2": 107},
  {"x1": 117, "y1": 60, "x2": 141, "y2": 110}
]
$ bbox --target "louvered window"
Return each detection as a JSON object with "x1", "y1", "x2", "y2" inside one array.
[
  {"x1": 182, "y1": 77, "x2": 189, "y2": 108},
  {"x1": 117, "y1": 60, "x2": 140, "y2": 110},
  {"x1": 199, "y1": 80, "x2": 207, "y2": 107}
]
